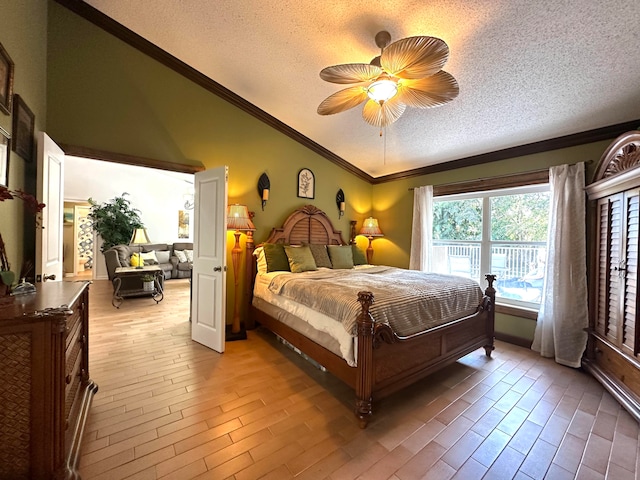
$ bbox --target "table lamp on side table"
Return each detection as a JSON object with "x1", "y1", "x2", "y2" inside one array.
[
  {"x1": 130, "y1": 228, "x2": 150, "y2": 269},
  {"x1": 227, "y1": 204, "x2": 256, "y2": 341},
  {"x1": 358, "y1": 217, "x2": 384, "y2": 264}
]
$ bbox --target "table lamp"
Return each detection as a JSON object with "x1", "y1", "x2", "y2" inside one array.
[
  {"x1": 226, "y1": 204, "x2": 256, "y2": 340},
  {"x1": 359, "y1": 217, "x2": 384, "y2": 264},
  {"x1": 130, "y1": 228, "x2": 150, "y2": 269}
]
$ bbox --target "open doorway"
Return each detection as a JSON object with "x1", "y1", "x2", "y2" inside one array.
[
  {"x1": 64, "y1": 155, "x2": 194, "y2": 280},
  {"x1": 63, "y1": 201, "x2": 92, "y2": 279}
]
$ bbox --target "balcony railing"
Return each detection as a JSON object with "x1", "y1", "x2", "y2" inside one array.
[{"x1": 433, "y1": 242, "x2": 546, "y2": 304}]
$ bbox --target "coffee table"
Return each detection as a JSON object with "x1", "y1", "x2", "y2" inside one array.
[{"x1": 112, "y1": 265, "x2": 164, "y2": 308}]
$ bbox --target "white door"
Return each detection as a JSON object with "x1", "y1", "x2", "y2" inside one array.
[
  {"x1": 35, "y1": 132, "x2": 64, "y2": 283},
  {"x1": 191, "y1": 166, "x2": 228, "y2": 352}
]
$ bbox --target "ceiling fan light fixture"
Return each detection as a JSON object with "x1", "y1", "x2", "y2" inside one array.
[
  {"x1": 367, "y1": 76, "x2": 398, "y2": 103},
  {"x1": 318, "y1": 30, "x2": 458, "y2": 127}
]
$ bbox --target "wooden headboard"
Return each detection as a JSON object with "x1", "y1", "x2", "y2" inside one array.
[{"x1": 261, "y1": 205, "x2": 347, "y2": 246}]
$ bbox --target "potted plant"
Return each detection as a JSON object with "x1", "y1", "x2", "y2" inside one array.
[
  {"x1": 87, "y1": 193, "x2": 144, "y2": 252},
  {"x1": 140, "y1": 273, "x2": 155, "y2": 292}
]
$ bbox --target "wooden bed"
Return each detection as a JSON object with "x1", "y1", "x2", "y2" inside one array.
[{"x1": 248, "y1": 205, "x2": 496, "y2": 428}]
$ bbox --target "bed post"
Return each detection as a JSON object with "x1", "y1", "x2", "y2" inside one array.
[
  {"x1": 355, "y1": 291, "x2": 375, "y2": 428},
  {"x1": 484, "y1": 274, "x2": 496, "y2": 357}
]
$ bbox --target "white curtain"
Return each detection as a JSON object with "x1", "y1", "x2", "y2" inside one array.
[
  {"x1": 409, "y1": 185, "x2": 433, "y2": 271},
  {"x1": 531, "y1": 162, "x2": 588, "y2": 368}
]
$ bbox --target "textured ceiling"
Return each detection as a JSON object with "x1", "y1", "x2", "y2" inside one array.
[{"x1": 83, "y1": 0, "x2": 640, "y2": 178}]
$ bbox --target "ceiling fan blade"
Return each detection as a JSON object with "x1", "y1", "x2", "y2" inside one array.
[
  {"x1": 317, "y1": 86, "x2": 369, "y2": 115},
  {"x1": 320, "y1": 63, "x2": 382, "y2": 84},
  {"x1": 362, "y1": 97, "x2": 406, "y2": 127},
  {"x1": 381, "y1": 36, "x2": 449, "y2": 79},
  {"x1": 396, "y1": 71, "x2": 459, "y2": 108}
]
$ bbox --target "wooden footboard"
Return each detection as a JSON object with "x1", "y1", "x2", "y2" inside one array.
[{"x1": 354, "y1": 274, "x2": 496, "y2": 427}]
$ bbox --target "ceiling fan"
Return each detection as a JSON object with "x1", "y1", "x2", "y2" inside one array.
[{"x1": 317, "y1": 31, "x2": 459, "y2": 128}]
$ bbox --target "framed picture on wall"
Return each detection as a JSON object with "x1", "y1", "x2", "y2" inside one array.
[
  {"x1": 0, "y1": 42, "x2": 14, "y2": 115},
  {"x1": 297, "y1": 168, "x2": 315, "y2": 199},
  {"x1": 0, "y1": 126, "x2": 10, "y2": 187},
  {"x1": 12, "y1": 94, "x2": 35, "y2": 161}
]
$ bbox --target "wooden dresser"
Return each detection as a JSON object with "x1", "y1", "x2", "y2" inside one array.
[
  {"x1": 0, "y1": 281, "x2": 97, "y2": 479},
  {"x1": 584, "y1": 130, "x2": 640, "y2": 421}
]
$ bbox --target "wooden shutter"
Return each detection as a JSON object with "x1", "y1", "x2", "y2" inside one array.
[
  {"x1": 597, "y1": 195, "x2": 622, "y2": 341},
  {"x1": 623, "y1": 191, "x2": 639, "y2": 355}
]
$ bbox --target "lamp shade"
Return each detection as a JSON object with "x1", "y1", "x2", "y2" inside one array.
[
  {"x1": 359, "y1": 217, "x2": 383, "y2": 237},
  {"x1": 226, "y1": 204, "x2": 256, "y2": 231},
  {"x1": 130, "y1": 227, "x2": 150, "y2": 245}
]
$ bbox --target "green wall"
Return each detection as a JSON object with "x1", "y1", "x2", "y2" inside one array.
[
  {"x1": 46, "y1": 2, "x2": 372, "y2": 324},
  {"x1": 45, "y1": 1, "x2": 620, "y2": 340},
  {"x1": 0, "y1": 0, "x2": 48, "y2": 280}
]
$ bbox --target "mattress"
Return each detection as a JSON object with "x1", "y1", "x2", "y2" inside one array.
[{"x1": 253, "y1": 266, "x2": 484, "y2": 366}]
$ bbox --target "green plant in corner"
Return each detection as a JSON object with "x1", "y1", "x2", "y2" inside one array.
[
  {"x1": 88, "y1": 193, "x2": 144, "y2": 252},
  {"x1": 140, "y1": 274, "x2": 155, "y2": 282}
]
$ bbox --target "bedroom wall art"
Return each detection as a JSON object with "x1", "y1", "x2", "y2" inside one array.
[
  {"x1": 0, "y1": 42, "x2": 13, "y2": 115},
  {"x1": 11, "y1": 94, "x2": 34, "y2": 161},
  {"x1": 0, "y1": 126, "x2": 9, "y2": 187},
  {"x1": 297, "y1": 168, "x2": 314, "y2": 199}
]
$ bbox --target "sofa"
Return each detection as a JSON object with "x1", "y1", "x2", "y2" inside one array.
[{"x1": 104, "y1": 242, "x2": 193, "y2": 284}]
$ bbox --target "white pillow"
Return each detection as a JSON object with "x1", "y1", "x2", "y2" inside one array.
[
  {"x1": 174, "y1": 249, "x2": 188, "y2": 263},
  {"x1": 156, "y1": 250, "x2": 171, "y2": 264},
  {"x1": 140, "y1": 251, "x2": 158, "y2": 264},
  {"x1": 253, "y1": 246, "x2": 267, "y2": 274},
  {"x1": 184, "y1": 249, "x2": 193, "y2": 262}
]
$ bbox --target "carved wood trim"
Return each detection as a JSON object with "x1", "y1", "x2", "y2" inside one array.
[
  {"x1": 261, "y1": 205, "x2": 347, "y2": 246},
  {"x1": 593, "y1": 131, "x2": 640, "y2": 181}
]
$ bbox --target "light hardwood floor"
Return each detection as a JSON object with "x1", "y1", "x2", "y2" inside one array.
[{"x1": 77, "y1": 278, "x2": 640, "y2": 479}]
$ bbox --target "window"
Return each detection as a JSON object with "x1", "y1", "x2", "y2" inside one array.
[{"x1": 432, "y1": 185, "x2": 550, "y2": 309}]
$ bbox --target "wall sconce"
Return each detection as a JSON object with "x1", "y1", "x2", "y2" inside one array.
[
  {"x1": 336, "y1": 189, "x2": 345, "y2": 218},
  {"x1": 258, "y1": 173, "x2": 270, "y2": 210},
  {"x1": 358, "y1": 217, "x2": 384, "y2": 264}
]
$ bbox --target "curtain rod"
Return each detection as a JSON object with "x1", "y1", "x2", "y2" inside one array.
[{"x1": 407, "y1": 160, "x2": 593, "y2": 191}]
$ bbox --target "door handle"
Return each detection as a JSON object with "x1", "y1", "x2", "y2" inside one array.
[
  {"x1": 213, "y1": 266, "x2": 222, "y2": 272},
  {"x1": 43, "y1": 274, "x2": 56, "y2": 282}
]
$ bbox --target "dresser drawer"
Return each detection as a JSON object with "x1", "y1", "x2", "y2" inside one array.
[
  {"x1": 65, "y1": 299, "x2": 84, "y2": 350},
  {"x1": 65, "y1": 320, "x2": 85, "y2": 423}
]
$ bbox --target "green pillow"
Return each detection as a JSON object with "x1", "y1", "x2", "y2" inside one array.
[
  {"x1": 263, "y1": 243, "x2": 290, "y2": 272},
  {"x1": 284, "y1": 245, "x2": 317, "y2": 273},
  {"x1": 327, "y1": 245, "x2": 354, "y2": 269},
  {"x1": 307, "y1": 244, "x2": 332, "y2": 268},
  {"x1": 352, "y1": 245, "x2": 368, "y2": 265}
]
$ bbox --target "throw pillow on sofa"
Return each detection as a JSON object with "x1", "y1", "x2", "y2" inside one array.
[
  {"x1": 184, "y1": 249, "x2": 193, "y2": 262},
  {"x1": 174, "y1": 250, "x2": 188, "y2": 263},
  {"x1": 130, "y1": 253, "x2": 144, "y2": 267},
  {"x1": 140, "y1": 251, "x2": 158, "y2": 265},
  {"x1": 156, "y1": 250, "x2": 171, "y2": 264}
]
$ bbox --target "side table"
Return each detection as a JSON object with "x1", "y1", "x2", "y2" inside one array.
[{"x1": 112, "y1": 266, "x2": 164, "y2": 308}]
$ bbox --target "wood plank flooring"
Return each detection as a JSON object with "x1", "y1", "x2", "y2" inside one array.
[{"x1": 78, "y1": 278, "x2": 640, "y2": 479}]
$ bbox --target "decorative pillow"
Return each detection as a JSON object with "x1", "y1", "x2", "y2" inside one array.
[
  {"x1": 327, "y1": 245, "x2": 354, "y2": 269},
  {"x1": 184, "y1": 249, "x2": 194, "y2": 262},
  {"x1": 156, "y1": 250, "x2": 171, "y2": 264},
  {"x1": 307, "y1": 244, "x2": 332, "y2": 268},
  {"x1": 130, "y1": 253, "x2": 144, "y2": 267},
  {"x1": 263, "y1": 243, "x2": 290, "y2": 272},
  {"x1": 113, "y1": 245, "x2": 131, "y2": 266},
  {"x1": 141, "y1": 251, "x2": 158, "y2": 265},
  {"x1": 253, "y1": 246, "x2": 268, "y2": 274},
  {"x1": 284, "y1": 245, "x2": 317, "y2": 273},
  {"x1": 352, "y1": 245, "x2": 368, "y2": 265},
  {"x1": 174, "y1": 250, "x2": 188, "y2": 263}
]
